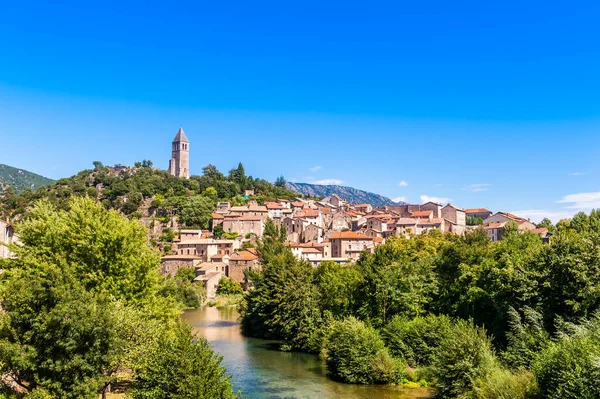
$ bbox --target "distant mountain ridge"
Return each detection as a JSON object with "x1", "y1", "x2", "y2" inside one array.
[
  {"x1": 286, "y1": 182, "x2": 400, "y2": 207},
  {"x1": 0, "y1": 164, "x2": 55, "y2": 194}
]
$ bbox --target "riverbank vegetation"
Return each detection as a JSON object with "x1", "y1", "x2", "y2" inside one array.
[
  {"x1": 0, "y1": 197, "x2": 238, "y2": 398},
  {"x1": 241, "y1": 214, "x2": 600, "y2": 398}
]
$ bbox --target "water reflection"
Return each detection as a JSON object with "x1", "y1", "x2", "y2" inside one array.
[{"x1": 182, "y1": 307, "x2": 433, "y2": 399}]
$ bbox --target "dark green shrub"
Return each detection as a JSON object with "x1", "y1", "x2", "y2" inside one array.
[
  {"x1": 324, "y1": 317, "x2": 404, "y2": 384},
  {"x1": 471, "y1": 368, "x2": 538, "y2": 399},
  {"x1": 382, "y1": 314, "x2": 453, "y2": 367},
  {"x1": 432, "y1": 319, "x2": 497, "y2": 398},
  {"x1": 216, "y1": 277, "x2": 244, "y2": 296},
  {"x1": 533, "y1": 331, "x2": 600, "y2": 399}
]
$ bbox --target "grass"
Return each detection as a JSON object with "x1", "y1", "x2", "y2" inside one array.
[{"x1": 205, "y1": 294, "x2": 244, "y2": 308}]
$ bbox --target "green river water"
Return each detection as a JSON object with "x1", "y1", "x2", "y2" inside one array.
[{"x1": 182, "y1": 306, "x2": 433, "y2": 399}]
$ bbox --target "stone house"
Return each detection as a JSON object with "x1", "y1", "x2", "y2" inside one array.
[
  {"x1": 331, "y1": 211, "x2": 353, "y2": 231},
  {"x1": 484, "y1": 212, "x2": 536, "y2": 231},
  {"x1": 303, "y1": 223, "x2": 323, "y2": 243},
  {"x1": 216, "y1": 202, "x2": 231, "y2": 214},
  {"x1": 329, "y1": 231, "x2": 378, "y2": 260},
  {"x1": 396, "y1": 218, "x2": 418, "y2": 236},
  {"x1": 295, "y1": 209, "x2": 323, "y2": 229},
  {"x1": 354, "y1": 204, "x2": 373, "y2": 213},
  {"x1": 420, "y1": 202, "x2": 443, "y2": 218},
  {"x1": 465, "y1": 208, "x2": 493, "y2": 220},
  {"x1": 211, "y1": 213, "x2": 225, "y2": 227},
  {"x1": 176, "y1": 239, "x2": 234, "y2": 261},
  {"x1": 416, "y1": 218, "x2": 445, "y2": 234},
  {"x1": 222, "y1": 216, "x2": 265, "y2": 238},
  {"x1": 329, "y1": 194, "x2": 345, "y2": 208},
  {"x1": 410, "y1": 210, "x2": 434, "y2": 220},
  {"x1": 179, "y1": 229, "x2": 204, "y2": 242},
  {"x1": 441, "y1": 204, "x2": 466, "y2": 235},
  {"x1": 160, "y1": 254, "x2": 202, "y2": 276},
  {"x1": 193, "y1": 261, "x2": 226, "y2": 299},
  {"x1": 265, "y1": 202, "x2": 285, "y2": 219},
  {"x1": 228, "y1": 250, "x2": 260, "y2": 285}
]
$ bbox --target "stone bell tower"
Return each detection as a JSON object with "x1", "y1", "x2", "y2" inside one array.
[{"x1": 168, "y1": 127, "x2": 190, "y2": 179}]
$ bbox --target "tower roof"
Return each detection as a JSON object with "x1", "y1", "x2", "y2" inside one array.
[{"x1": 173, "y1": 127, "x2": 189, "y2": 143}]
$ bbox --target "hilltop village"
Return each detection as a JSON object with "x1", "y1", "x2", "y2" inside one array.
[{"x1": 158, "y1": 128, "x2": 552, "y2": 297}]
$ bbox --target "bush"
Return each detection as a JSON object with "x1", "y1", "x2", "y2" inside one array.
[
  {"x1": 470, "y1": 368, "x2": 537, "y2": 399},
  {"x1": 532, "y1": 331, "x2": 600, "y2": 399},
  {"x1": 382, "y1": 314, "x2": 453, "y2": 367},
  {"x1": 216, "y1": 277, "x2": 244, "y2": 296},
  {"x1": 431, "y1": 319, "x2": 497, "y2": 398},
  {"x1": 324, "y1": 317, "x2": 404, "y2": 384}
]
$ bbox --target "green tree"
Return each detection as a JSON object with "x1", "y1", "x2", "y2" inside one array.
[
  {"x1": 274, "y1": 175, "x2": 286, "y2": 188},
  {"x1": 216, "y1": 277, "x2": 244, "y2": 296},
  {"x1": 432, "y1": 319, "x2": 497, "y2": 398},
  {"x1": 8, "y1": 197, "x2": 161, "y2": 304},
  {"x1": 171, "y1": 196, "x2": 215, "y2": 229},
  {"x1": 324, "y1": 317, "x2": 403, "y2": 384},
  {"x1": 130, "y1": 322, "x2": 239, "y2": 399}
]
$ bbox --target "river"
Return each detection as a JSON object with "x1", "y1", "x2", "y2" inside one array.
[{"x1": 182, "y1": 306, "x2": 433, "y2": 399}]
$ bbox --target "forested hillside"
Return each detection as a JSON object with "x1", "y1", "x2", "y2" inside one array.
[
  {"x1": 0, "y1": 163, "x2": 55, "y2": 194},
  {"x1": 0, "y1": 161, "x2": 300, "y2": 227}
]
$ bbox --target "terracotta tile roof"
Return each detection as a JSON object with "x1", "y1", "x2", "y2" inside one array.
[
  {"x1": 465, "y1": 208, "x2": 491, "y2": 214},
  {"x1": 212, "y1": 213, "x2": 225, "y2": 219},
  {"x1": 330, "y1": 231, "x2": 374, "y2": 240},
  {"x1": 498, "y1": 212, "x2": 528, "y2": 222},
  {"x1": 355, "y1": 204, "x2": 371, "y2": 208},
  {"x1": 291, "y1": 201, "x2": 305, "y2": 207},
  {"x1": 373, "y1": 237, "x2": 384, "y2": 243},
  {"x1": 229, "y1": 250, "x2": 259, "y2": 261},
  {"x1": 265, "y1": 202, "x2": 285, "y2": 209},
  {"x1": 302, "y1": 247, "x2": 321, "y2": 254},
  {"x1": 411, "y1": 210, "x2": 433, "y2": 218},
  {"x1": 296, "y1": 210, "x2": 320, "y2": 218},
  {"x1": 211, "y1": 254, "x2": 227, "y2": 259}
]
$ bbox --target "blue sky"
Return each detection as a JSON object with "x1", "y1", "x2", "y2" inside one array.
[{"x1": 1, "y1": 0, "x2": 599, "y2": 222}]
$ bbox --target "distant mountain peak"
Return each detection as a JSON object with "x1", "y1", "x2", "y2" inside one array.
[
  {"x1": 286, "y1": 182, "x2": 402, "y2": 207},
  {"x1": 0, "y1": 164, "x2": 55, "y2": 194}
]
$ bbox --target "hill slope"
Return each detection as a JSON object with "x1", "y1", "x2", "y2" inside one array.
[
  {"x1": 0, "y1": 164, "x2": 55, "y2": 193},
  {"x1": 286, "y1": 182, "x2": 401, "y2": 207}
]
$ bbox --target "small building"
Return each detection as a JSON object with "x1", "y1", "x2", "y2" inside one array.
[
  {"x1": 228, "y1": 250, "x2": 260, "y2": 285},
  {"x1": 329, "y1": 231, "x2": 379, "y2": 260},
  {"x1": 160, "y1": 254, "x2": 203, "y2": 276},
  {"x1": 465, "y1": 208, "x2": 493, "y2": 221}
]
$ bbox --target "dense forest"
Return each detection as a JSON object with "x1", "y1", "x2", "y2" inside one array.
[
  {"x1": 242, "y1": 214, "x2": 600, "y2": 399},
  {"x1": 0, "y1": 161, "x2": 300, "y2": 227}
]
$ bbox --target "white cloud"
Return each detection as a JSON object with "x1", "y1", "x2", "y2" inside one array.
[
  {"x1": 511, "y1": 209, "x2": 576, "y2": 224},
  {"x1": 420, "y1": 195, "x2": 452, "y2": 204},
  {"x1": 398, "y1": 180, "x2": 408, "y2": 187},
  {"x1": 557, "y1": 192, "x2": 600, "y2": 210},
  {"x1": 392, "y1": 196, "x2": 408, "y2": 203},
  {"x1": 310, "y1": 166, "x2": 322, "y2": 172},
  {"x1": 464, "y1": 183, "x2": 491, "y2": 192},
  {"x1": 568, "y1": 172, "x2": 585, "y2": 176},
  {"x1": 312, "y1": 179, "x2": 344, "y2": 185}
]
